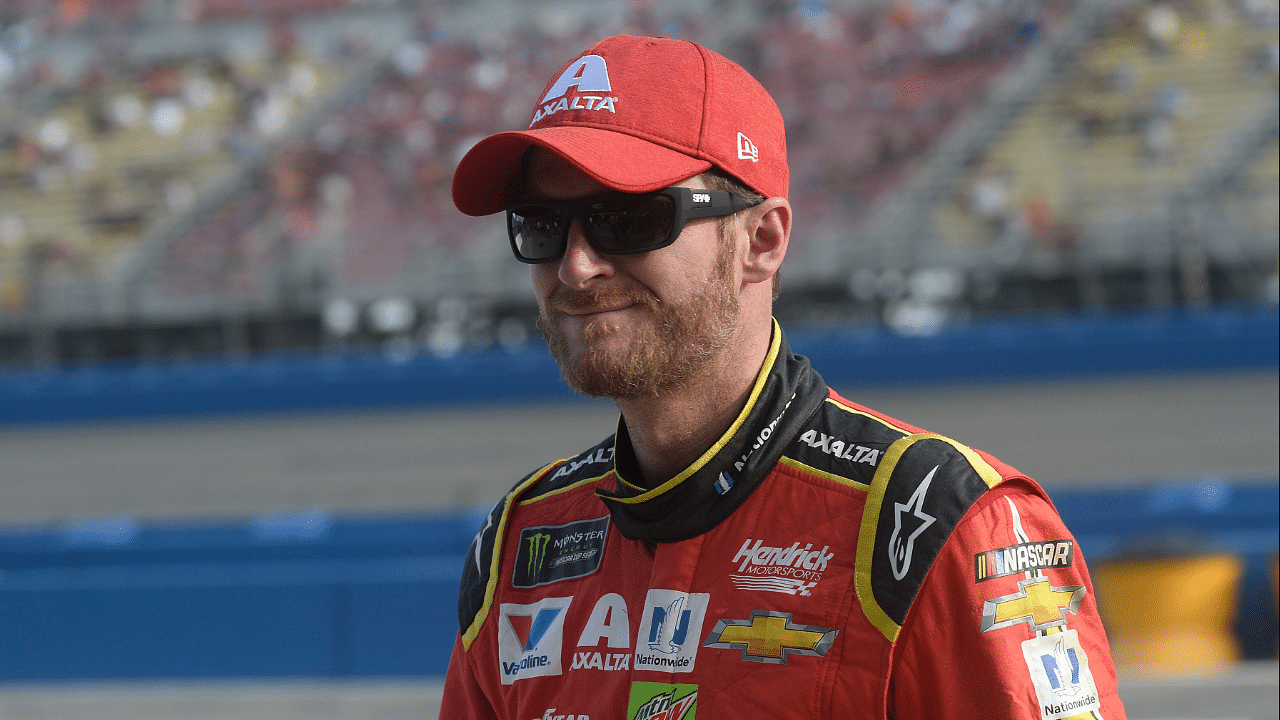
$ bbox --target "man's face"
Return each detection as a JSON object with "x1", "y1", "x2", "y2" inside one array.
[{"x1": 525, "y1": 149, "x2": 742, "y2": 400}]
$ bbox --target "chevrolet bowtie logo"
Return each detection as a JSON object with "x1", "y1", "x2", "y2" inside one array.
[
  {"x1": 980, "y1": 577, "x2": 1087, "y2": 633},
  {"x1": 704, "y1": 611, "x2": 837, "y2": 664}
]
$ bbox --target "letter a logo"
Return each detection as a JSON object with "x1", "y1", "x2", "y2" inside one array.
[{"x1": 542, "y1": 55, "x2": 612, "y2": 103}]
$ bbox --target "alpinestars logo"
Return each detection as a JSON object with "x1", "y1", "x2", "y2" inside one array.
[
  {"x1": 530, "y1": 54, "x2": 618, "y2": 128},
  {"x1": 888, "y1": 465, "x2": 938, "y2": 580}
]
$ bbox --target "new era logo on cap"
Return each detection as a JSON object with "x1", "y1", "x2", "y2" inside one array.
[{"x1": 737, "y1": 133, "x2": 759, "y2": 162}]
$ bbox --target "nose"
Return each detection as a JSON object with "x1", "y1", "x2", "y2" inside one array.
[{"x1": 557, "y1": 219, "x2": 614, "y2": 288}]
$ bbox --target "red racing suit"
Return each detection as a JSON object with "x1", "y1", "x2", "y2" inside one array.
[{"x1": 440, "y1": 324, "x2": 1126, "y2": 720}]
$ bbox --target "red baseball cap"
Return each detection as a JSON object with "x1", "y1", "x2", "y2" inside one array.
[{"x1": 451, "y1": 34, "x2": 788, "y2": 217}]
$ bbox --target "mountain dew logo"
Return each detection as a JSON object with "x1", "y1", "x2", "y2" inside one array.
[
  {"x1": 628, "y1": 682, "x2": 698, "y2": 720},
  {"x1": 527, "y1": 532, "x2": 552, "y2": 575}
]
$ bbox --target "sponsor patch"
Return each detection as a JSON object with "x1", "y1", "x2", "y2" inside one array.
[
  {"x1": 1021, "y1": 630, "x2": 1101, "y2": 719},
  {"x1": 529, "y1": 711, "x2": 590, "y2": 720},
  {"x1": 513, "y1": 516, "x2": 610, "y2": 588},
  {"x1": 530, "y1": 54, "x2": 618, "y2": 128},
  {"x1": 975, "y1": 539, "x2": 1075, "y2": 582},
  {"x1": 888, "y1": 465, "x2": 938, "y2": 581},
  {"x1": 634, "y1": 590, "x2": 709, "y2": 673},
  {"x1": 703, "y1": 610, "x2": 838, "y2": 664},
  {"x1": 628, "y1": 681, "x2": 699, "y2": 720},
  {"x1": 981, "y1": 577, "x2": 1086, "y2": 633},
  {"x1": 497, "y1": 597, "x2": 572, "y2": 685},
  {"x1": 729, "y1": 537, "x2": 833, "y2": 596},
  {"x1": 798, "y1": 429, "x2": 882, "y2": 467}
]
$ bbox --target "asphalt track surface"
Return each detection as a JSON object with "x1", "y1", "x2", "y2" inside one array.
[
  {"x1": 0, "y1": 371, "x2": 1276, "y2": 525},
  {"x1": 0, "y1": 370, "x2": 1276, "y2": 718}
]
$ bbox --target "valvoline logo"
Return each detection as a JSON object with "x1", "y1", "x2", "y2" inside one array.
[{"x1": 498, "y1": 597, "x2": 573, "y2": 685}]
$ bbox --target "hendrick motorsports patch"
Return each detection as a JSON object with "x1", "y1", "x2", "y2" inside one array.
[
  {"x1": 513, "y1": 515, "x2": 610, "y2": 588},
  {"x1": 974, "y1": 539, "x2": 1074, "y2": 582}
]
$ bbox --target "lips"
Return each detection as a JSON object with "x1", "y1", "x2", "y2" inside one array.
[{"x1": 551, "y1": 288, "x2": 654, "y2": 317}]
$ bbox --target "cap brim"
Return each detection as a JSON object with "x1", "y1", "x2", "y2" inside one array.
[{"x1": 451, "y1": 126, "x2": 712, "y2": 216}]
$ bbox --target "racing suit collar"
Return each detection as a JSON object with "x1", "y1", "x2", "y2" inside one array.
[{"x1": 597, "y1": 320, "x2": 829, "y2": 543}]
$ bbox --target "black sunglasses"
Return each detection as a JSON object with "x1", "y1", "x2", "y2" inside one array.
[{"x1": 506, "y1": 187, "x2": 760, "y2": 264}]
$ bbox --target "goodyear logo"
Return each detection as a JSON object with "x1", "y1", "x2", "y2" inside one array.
[
  {"x1": 975, "y1": 539, "x2": 1074, "y2": 582},
  {"x1": 513, "y1": 516, "x2": 610, "y2": 588}
]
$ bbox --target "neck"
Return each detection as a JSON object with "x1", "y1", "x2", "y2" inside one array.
[{"x1": 615, "y1": 314, "x2": 773, "y2": 487}]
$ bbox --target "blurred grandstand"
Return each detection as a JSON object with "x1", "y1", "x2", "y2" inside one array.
[{"x1": 0, "y1": 0, "x2": 1275, "y2": 367}]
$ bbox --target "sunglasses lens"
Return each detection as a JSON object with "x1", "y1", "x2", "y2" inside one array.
[
  {"x1": 510, "y1": 206, "x2": 567, "y2": 262},
  {"x1": 585, "y1": 194, "x2": 676, "y2": 253}
]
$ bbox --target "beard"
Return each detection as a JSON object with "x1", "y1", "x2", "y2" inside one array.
[{"x1": 540, "y1": 242, "x2": 740, "y2": 400}]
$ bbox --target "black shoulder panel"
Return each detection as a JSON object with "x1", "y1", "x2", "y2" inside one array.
[
  {"x1": 457, "y1": 491, "x2": 508, "y2": 635},
  {"x1": 785, "y1": 399, "x2": 910, "y2": 487},
  {"x1": 522, "y1": 435, "x2": 616, "y2": 502},
  {"x1": 856, "y1": 434, "x2": 1004, "y2": 641},
  {"x1": 456, "y1": 436, "x2": 617, "y2": 641}
]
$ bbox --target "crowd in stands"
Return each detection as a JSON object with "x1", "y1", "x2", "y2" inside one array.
[
  {"x1": 0, "y1": 0, "x2": 378, "y2": 313},
  {"x1": 942, "y1": 0, "x2": 1278, "y2": 273},
  {"x1": 139, "y1": 0, "x2": 1061, "y2": 308},
  {"x1": 1, "y1": 0, "x2": 1275, "y2": 332}
]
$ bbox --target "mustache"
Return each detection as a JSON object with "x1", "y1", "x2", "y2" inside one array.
[{"x1": 547, "y1": 286, "x2": 658, "y2": 314}]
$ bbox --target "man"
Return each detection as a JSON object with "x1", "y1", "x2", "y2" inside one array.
[{"x1": 442, "y1": 34, "x2": 1126, "y2": 720}]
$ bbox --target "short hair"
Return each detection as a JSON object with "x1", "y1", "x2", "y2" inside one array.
[{"x1": 699, "y1": 169, "x2": 780, "y2": 299}]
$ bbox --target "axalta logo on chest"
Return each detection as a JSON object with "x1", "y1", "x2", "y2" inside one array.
[{"x1": 798, "y1": 430, "x2": 881, "y2": 466}]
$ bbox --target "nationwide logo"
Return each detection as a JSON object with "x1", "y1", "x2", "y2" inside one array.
[
  {"x1": 530, "y1": 54, "x2": 618, "y2": 128},
  {"x1": 981, "y1": 577, "x2": 1087, "y2": 633},
  {"x1": 634, "y1": 590, "x2": 709, "y2": 673},
  {"x1": 513, "y1": 516, "x2": 610, "y2": 588},
  {"x1": 628, "y1": 682, "x2": 699, "y2": 720},
  {"x1": 975, "y1": 539, "x2": 1075, "y2": 582},
  {"x1": 1020, "y1": 630, "x2": 1101, "y2": 720},
  {"x1": 732, "y1": 393, "x2": 794, "y2": 474},
  {"x1": 797, "y1": 430, "x2": 882, "y2": 467},
  {"x1": 888, "y1": 465, "x2": 938, "y2": 581},
  {"x1": 729, "y1": 538, "x2": 834, "y2": 596},
  {"x1": 703, "y1": 610, "x2": 838, "y2": 664},
  {"x1": 497, "y1": 597, "x2": 572, "y2": 684}
]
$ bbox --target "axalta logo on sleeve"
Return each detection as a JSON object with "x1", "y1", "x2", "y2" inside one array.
[
  {"x1": 497, "y1": 597, "x2": 572, "y2": 685},
  {"x1": 530, "y1": 54, "x2": 618, "y2": 128},
  {"x1": 798, "y1": 430, "x2": 881, "y2": 466}
]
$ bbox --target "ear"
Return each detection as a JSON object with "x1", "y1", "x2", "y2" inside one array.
[{"x1": 741, "y1": 198, "x2": 791, "y2": 287}]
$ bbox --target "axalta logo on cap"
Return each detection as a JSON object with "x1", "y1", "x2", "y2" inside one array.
[{"x1": 530, "y1": 54, "x2": 619, "y2": 128}]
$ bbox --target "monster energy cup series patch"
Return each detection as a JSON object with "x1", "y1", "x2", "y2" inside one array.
[{"x1": 513, "y1": 515, "x2": 611, "y2": 588}]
